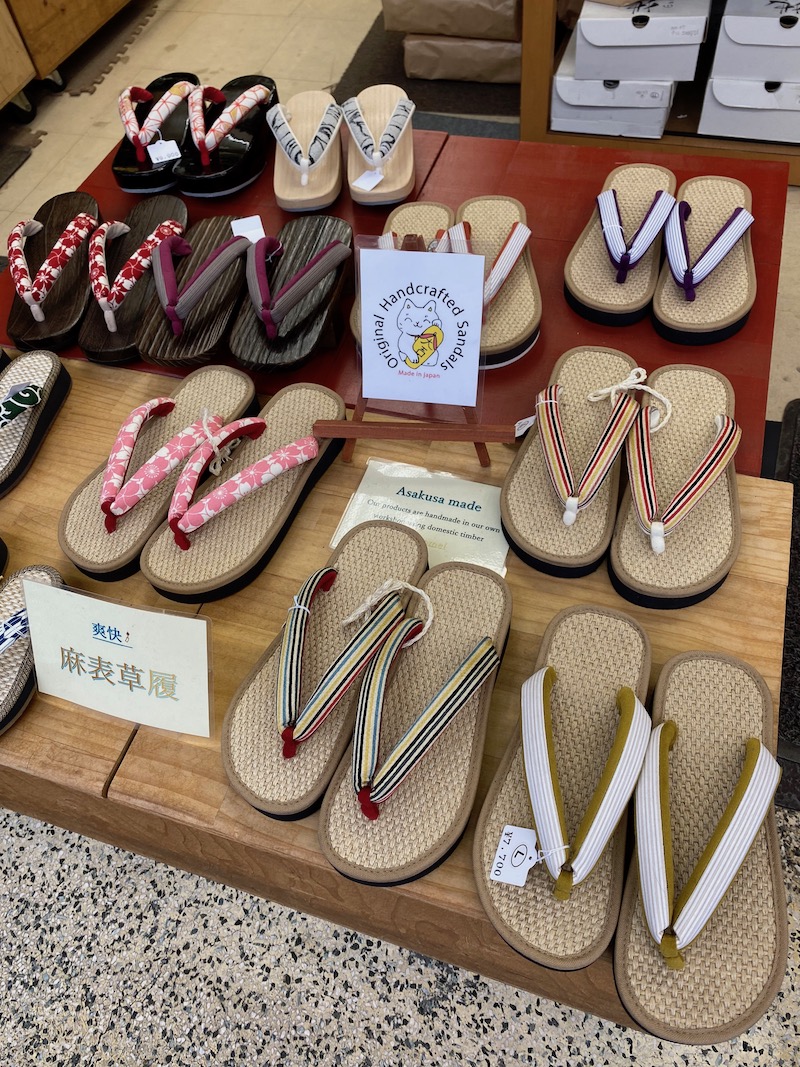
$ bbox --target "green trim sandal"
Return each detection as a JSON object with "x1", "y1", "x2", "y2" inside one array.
[
  {"x1": 614, "y1": 651, "x2": 787, "y2": 1044},
  {"x1": 474, "y1": 604, "x2": 651, "y2": 970}
]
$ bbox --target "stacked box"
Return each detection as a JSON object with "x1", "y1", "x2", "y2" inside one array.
[{"x1": 699, "y1": 0, "x2": 800, "y2": 144}]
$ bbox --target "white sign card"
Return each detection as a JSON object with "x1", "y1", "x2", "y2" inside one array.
[
  {"x1": 331, "y1": 458, "x2": 509, "y2": 574},
  {"x1": 24, "y1": 581, "x2": 212, "y2": 737},
  {"x1": 359, "y1": 247, "x2": 485, "y2": 407}
]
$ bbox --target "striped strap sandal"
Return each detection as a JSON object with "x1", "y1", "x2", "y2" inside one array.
[{"x1": 268, "y1": 92, "x2": 344, "y2": 211}]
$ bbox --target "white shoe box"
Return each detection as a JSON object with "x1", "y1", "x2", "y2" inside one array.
[
  {"x1": 713, "y1": 0, "x2": 800, "y2": 82},
  {"x1": 574, "y1": 0, "x2": 711, "y2": 82},
  {"x1": 551, "y1": 35, "x2": 675, "y2": 139},
  {"x1": 698, "y1": 76, "x2": 800, "y2": 144}
]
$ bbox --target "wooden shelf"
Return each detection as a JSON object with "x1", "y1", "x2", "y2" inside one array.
[{"x1": 520, "y1": 1, "x2": 800, "y2": 185}]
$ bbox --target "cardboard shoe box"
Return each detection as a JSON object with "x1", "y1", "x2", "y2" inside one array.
[
  {"x1": 699, "y1": 76, "x2": 800, "y2": 144},
  {"x1": 403, "y1": 34, "x2": 521, "y2": 83},
  {"x1": 574, "y1": 0, "x2": 711, "y2": 82},
  {"x1": 382, "y1": 0, "x2": 520, "y2": 42},
  {"x1": 712, "y1": 0, "x2": 800, "y2": 82},
  {"x1": 551, "y1": 34, "x2": 675, "y2": 138}
]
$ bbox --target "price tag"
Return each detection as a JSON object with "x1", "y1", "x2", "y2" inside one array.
[
  {"x1": 514, "y1": 414, "x2": 536, "y2": 438},
  {"x1": 146, "y1": 139, "x2": 181, "y2": 164},
  {"x1": 352, "y1": 169, "x2": 384, "y2": 192},
  {"x1": 489, "y1": 824, "x2": 540, "y2": 887}
]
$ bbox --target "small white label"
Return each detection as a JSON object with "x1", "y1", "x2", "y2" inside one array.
[
  {"x1": 490, "y1": 824, "x2": 540, "y2": 887},
  {"x1": 146, "y1": 139, "x2": 181, "y2": 164},
  {"x1": 231, "y1": 215, "x2": 267, "y2": 243},
  {"x1": 352, "y1": 169, "x2": 384, "y2": 192},
  {"x1": 514, "y1": 414, "x2": 537, "y2": 438}
]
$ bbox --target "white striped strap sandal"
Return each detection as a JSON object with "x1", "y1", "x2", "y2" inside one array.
[
  {"x1": 436, "y1": 217, "x2": 533, "y2": 319},
  {"x1": 635, "y1": 720, "x2": 780, "y2": 972},
  {"x1": 521, "y1": 666, "x2": 651, "y2": 901},
  {"x1": 597, "y1": 187, "x2": 676, "y2": 284},
  {"x1": 664, "y1": 199, "x2": 754, "y2": 304}
]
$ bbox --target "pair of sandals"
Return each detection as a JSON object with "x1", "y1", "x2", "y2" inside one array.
[
  {"x1": 222, "y1": 519, "x2": 512, "y2": 885},
  {"x1": 351, "y1": 197, "x2": 541, "y2": 370},
  {"x1": 502, "y1": 347, "x2": 742, "y2": 608},
  {"x1": 58, "y1": 368, "x2": 345, "y2": 602},
  {"x1": 564, "y1": 164, "x2": 756, "y2": 345},
  {"x1": 7, "y1": 191, "x2": 191, "y2": 361},
  {"x1": 268, "y1": 84, "x2": 416, "y2": 211},
  {"x1": 112, "y1": 73, "x2": 277, "y2": 198},
  {"x1": 474, "y1": 603, "x2": 786, "y2": 1045}
]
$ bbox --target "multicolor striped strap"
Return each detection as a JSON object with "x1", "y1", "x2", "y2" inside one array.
[
  {"x1": 597, "y1": 188, "x2": 676, "y2": 284},
  {"x1": 434, "y1": 222, "x2": 472, "y2": 256},
  {"x1": 341, "y1": 96, "x2": 415, "y2": 173},
  {"x1": 89, "y1": 219, "x2": 185, "y2": 332},
  {"x1": 8, "y1": 213, "x2": 98, "y2": 322},
  {"x1": 152, "y1": 233, "x2": 251, "y2": 337},
  {"x1": 626, "y1": 408, "x2": 741, "y2": 554},
  {"x1": 118, "y1": 81, "x2": 195, "y2": 163},
  {"x1": 665, "y1": 201, "x2": 754, "y2": 302},
  {"x1": 246, "y1": 237, "x2": 351, "y2": 340},
  {"x1": 483, "y1": 221, "x2": 531, "y2": 308},
  {"x1": 266, "y1": 102, "x2": 343, "y2": 186},
  {"x1": 536, "y1": 385, "x2": 640, "y2": 526},
  {"x1": 278, "y1": 590, "x2": 409, "y2": 758},
  {"x1": 103, "y1": 413, "x2": 226, "y2": 532},
  {"x1": 188, "y1": 83, "x2": 275, "y2": 167},
  {"x1": 354, "y1": 635, "x2": 500, "y2": 819},
  {"x1": 636, "y1": 721, "x2": 780, "y2": 970},
  {"x1": 521, "y1": 666, "x2": 650, "y2": 900},
  {"x1": 377, "y1": 232, "x2": 398, "y2": 250}
]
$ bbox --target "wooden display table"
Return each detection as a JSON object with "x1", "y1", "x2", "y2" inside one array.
[{"x1": 0, "y1": 360, "x2": 791, "y2": 1029}]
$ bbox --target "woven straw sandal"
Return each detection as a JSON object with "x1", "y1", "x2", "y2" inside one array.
[
  {"x1": 319, "y1": 562, "x2": 511, "y2": 886},
  {"x1": 343, "y1": 84, "x2": 415, "y2": 206},
  {"x1": 473, "y1": 604, "x2": 651, "y2": 970},
  {"x1": 229, "y1": 215, "x2": 352, "y2": 373},
  {"x1": 0, "y1": 565, "x2": 65, "y2": 735},
  {"x1": 453, "y1": 196, "x2": 540, "y2": 369},
  {"x1": 268, "y1": 91, "x2": 344, "y2": 211},
  {"x1": 0, "y1": 351, "x2": 71, "y2": 499},
  {"x1": 350, "y1": 201, "x2": 455, "y2": 344},
  {"x1": 652, "y1": 176, "x2": 756, "y2": 345},
  {"x1": 58, "y1": 365, "x2": 256, "y2": 581},
  {"x1": 501, "y1": 346, "x2": 640, "y2": 577},
  {"x1": 139, "y1": 383, "x2": 345, "y2": 602},
  {"x1": 608, "y1": 365, "x2": 741, "y2": 609},
  {"x1": 79, "y1": 195, "x2": 188, "y2": 364},
  {"x1": 136, "y1": 216, "x2": 250, "y2": 368},
  {"x1": 221, "y1": 520, "x2": 429, "y2": 819},
  {"x1": 564, "y1": 163, "x2": 676, "y2": 326},
  {"x1": 7, "y1": 192, "x2": 99, "y2": 352},
  {"x1": 614, "y1": 651, "x2": 787, "y2": 1043}
]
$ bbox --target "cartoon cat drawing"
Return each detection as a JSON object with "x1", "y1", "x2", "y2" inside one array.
[{"x1": 396, "y1": 299, "x2": 443, "y2": 367}]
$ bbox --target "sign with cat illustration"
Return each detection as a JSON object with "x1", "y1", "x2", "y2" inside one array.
[{"x1": 359, "y1": 247, "x2": 485, "y2": 406}]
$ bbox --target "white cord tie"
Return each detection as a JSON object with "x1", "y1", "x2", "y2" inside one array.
[
  {"x1": 587, "y1": 366, "x2": 648, "y2": 404},
  {"x1": 341, "y1": 578, "x2": 433, "y2": 646},
  {"x1": 650, "y1": 520, "x2": 666, "y2": 555},
  {"x1": 288, "y1": 595, "x2": 310, "y2": 615},
  {"x1": 299, "y1": 156, "x2": 309, "y2": 187},
  {"x1": 563, "y1": 496, "x2": 579, "y2": 527}
]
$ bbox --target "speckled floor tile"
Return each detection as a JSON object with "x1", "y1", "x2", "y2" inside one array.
[{"x1": 0, "y1": 807, "x2": 796, "y2": 1066}]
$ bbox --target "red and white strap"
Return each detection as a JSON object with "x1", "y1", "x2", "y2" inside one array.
[
  {"x1": 118, "y1": 81, "x2": 196, "y2": 164},
  {"x1": 626, "y1": 408, "x2": 741, "y2": 554},
  {"x1": 89, "y1": 219, "x2": 185, "y2": 332},
  {"x1": 167, "y1": 418, "x2": 319, "y2": 549},
  {"x1": 188, "y1": 84, "x2": 274, "y2": 167},
  {"x1": 8, "y1": 213, "x2": 98, "y2": 322}
]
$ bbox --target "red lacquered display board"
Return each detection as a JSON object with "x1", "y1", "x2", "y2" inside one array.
[{"x1": 0, "y1": 133, "x2": 786, "y2": 476}]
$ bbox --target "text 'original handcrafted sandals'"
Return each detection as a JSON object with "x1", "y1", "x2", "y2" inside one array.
[
  {"x1": 222, "y1": 521, "x2": 429, "y2": 820},
  {"x1": 474, "y1": 605, "x2": 651, "y2": 971}
]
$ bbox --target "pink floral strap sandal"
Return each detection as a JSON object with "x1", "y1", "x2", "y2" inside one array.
[
  {"x1": 140, "y1": 382, "x2": 347, "y2": 602},
  {"x1": 6, "y1": 192, "x2": 99, "y2": 351}
]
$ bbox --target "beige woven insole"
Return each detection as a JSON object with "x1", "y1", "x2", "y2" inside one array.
[
  {"x1": 59, "y1": 366, "x2": 254, "y2": 572},
  {"x1": 0, "y1": 351, "x2": 60, "y2": 482},
  {"x1": 502, "y1": 347, "x2": 636, "y2": 566},
  {"x1": 653, "y1": 176, "x2": 754, "y2": 331},
  {"x1": 0, "y1": 566, "x2": 63, "y2": 720},
  {"x1": 613, "y1": 367, "x2": 737, "y2": 594},
  {"x1": 566, "y1": 163, "x2": 675, "y2": 312},
  {"x1": 222, "y1": 522, "x2": 427, "y2": 812},
  {"x1": 476, "y1": 607, "x2": 648, "y2": 966},
  {"x1": 617, "y1": 655, "x2": 783, "y2": 1038}
]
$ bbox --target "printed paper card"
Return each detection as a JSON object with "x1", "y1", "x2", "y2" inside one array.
[
  {"x1": 24, "y1": 581, "x2": 211, "y2": 737},
  {"x1": 331, "y1": 458, "x2": 509, "y2": 574},
  {"x1": 359, "y1": 248, "x2": 485, "y2": 407}
]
